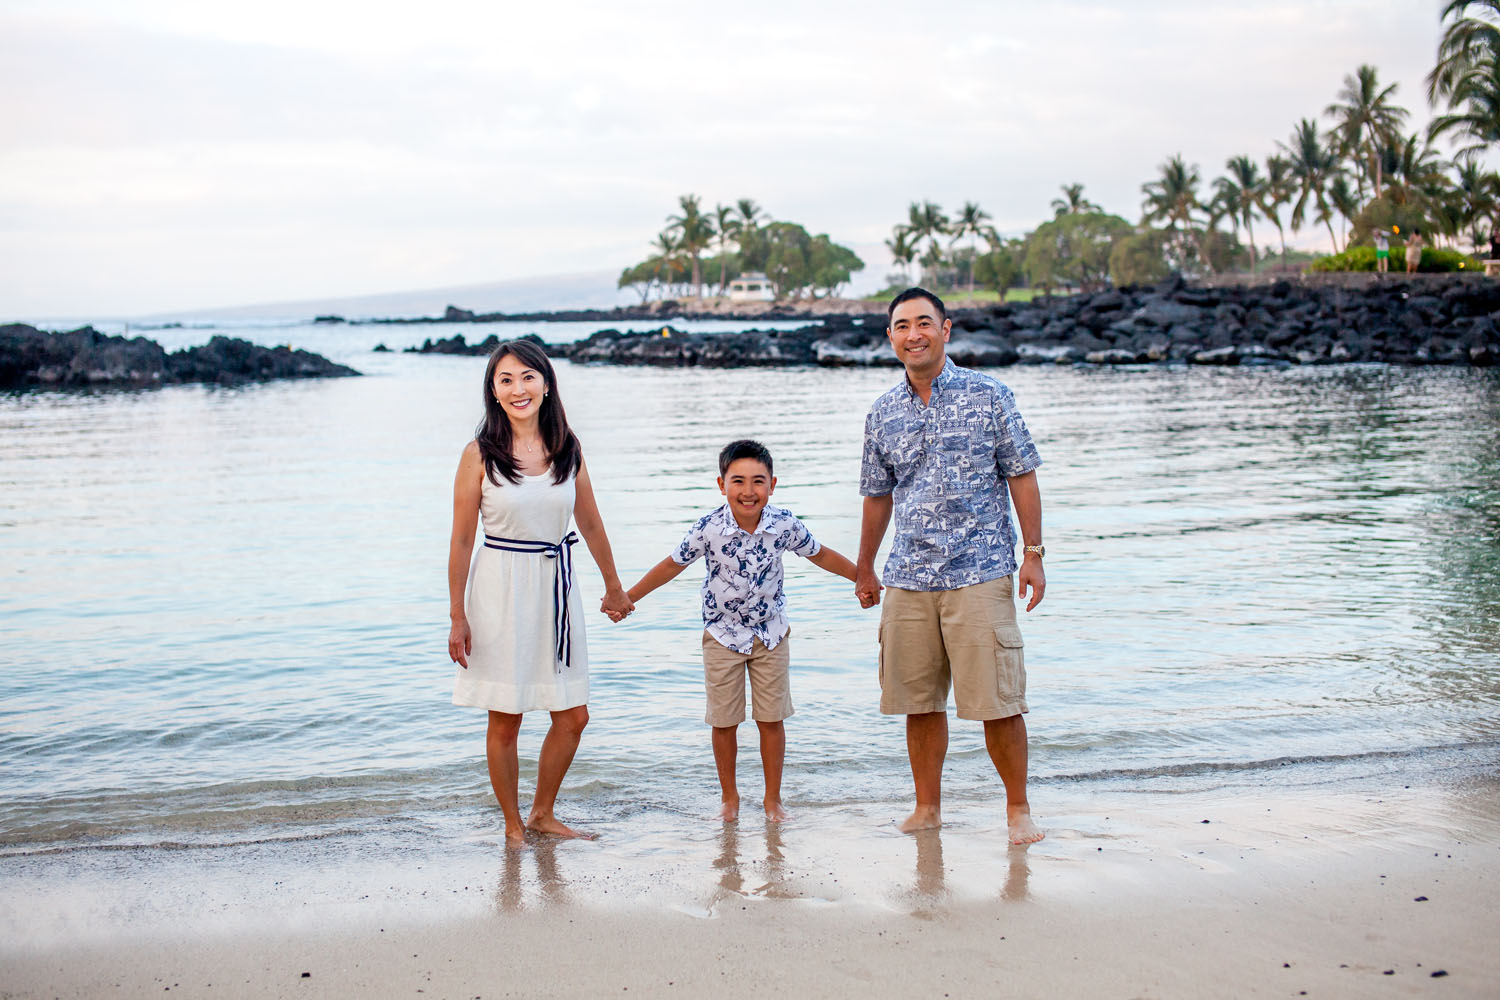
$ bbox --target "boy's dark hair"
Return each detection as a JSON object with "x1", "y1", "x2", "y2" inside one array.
[
  {"x1": 719, "y1": 439, "x2": 773, "y2": 477},
  {"x1": 887, "y1": 286, "x2": 947, "y2": 325}
]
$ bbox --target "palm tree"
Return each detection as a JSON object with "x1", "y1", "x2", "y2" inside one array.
[
  {"x1": 905, "y1": 201, "x2": 950, "y2": 285},
  {"x1": 650, "y1": 231, "x2": 684, "y2": 299},
  {"x1": 1452, "y1": 160, "x2": 1500, "y2": 248},
  {"x1": 1428, "y1": 57, "x2": 1500, "y2": 159},
  {"x1": 1384, "y1": 133, "x2": 1451, "y2": 212},
  {"x1": 1051, "y1": 183, "x2": 1101, "y2": 217},
  {"x1": 665, "y1": 195, "x2": 715, "y2": 298},
  {"x1": 1428, "y1": 1, "x2": 1500, "y2": 104},
  {"x1": 1141, "y1": 154, "x2": 1212, "y2": 273},
  {"x1": 1217, "y1": 155, "x2": 1264, "y2": 268},
  {"x1": 1324, "y1": 65, "x2": 1409, "y2": 200},
  {"x1": 885, "y1": 227, "x2": 918, "y2": 285},
  {"x1": 712, "y1": 203, "x2": 737, "y2": 297},
  {"x1": 1260, "y1": 154, "x2": 1295, "y2": 262},
  {"x1": 949, "y1": 201, "x2": 992, "y2": 293},
  {"x1": 1281, "y1": 119, "x2": 1342, "y2": 250},
  {"x1": 1327, "y1": 174, "x2": 1360, "y2": 251}
]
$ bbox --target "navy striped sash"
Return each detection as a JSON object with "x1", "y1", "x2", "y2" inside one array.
[{"x1": 483, "y1": 531, "x2": 580, "y2": 670}]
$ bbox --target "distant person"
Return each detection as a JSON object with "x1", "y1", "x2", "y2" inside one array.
[
  {"x1": 856, "y1": 287, "x2": 1047, "y2": 846},
  {"x1": 1374, "y1": 229, "x2": 1390, "y2": 274},
  {"x1": 447, "y1": 339, "x2": 634, "y2": 844},
  {"x1": 626, "y1": 439, "x2": 857, "y2": 822},
  {"x1": 1488, "y1": 230, "x2": 1499, "y2": 262},
  {"x1": 1406, "y1": 228, "x2": 1425, "y2": 274}
]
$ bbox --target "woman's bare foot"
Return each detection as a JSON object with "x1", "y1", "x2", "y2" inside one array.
[
  {"x1": 1007, "y1": 804, "x2": 1044, "y2": 845},
  {"x1": 525, "y1": 813, "x2": 595, "y2": 840},
  {"x1": 764, "y1": 799, "x2": 789, "y2": 822},
  {"x1": 718, "y1": 797, "x2": 740, "y2": 822},
  {"x1": 898, "y1": 804, "x2": 942, "y2": 833}
]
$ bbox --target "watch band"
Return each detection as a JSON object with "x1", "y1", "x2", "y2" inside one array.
[{"x1": 1023, "y1": 544, "x2": 1045, "y2": 558}]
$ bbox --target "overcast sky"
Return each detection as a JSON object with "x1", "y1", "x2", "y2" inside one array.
[{"x1": 0, "y1": 1, "x2": 1459, "y2": 316}]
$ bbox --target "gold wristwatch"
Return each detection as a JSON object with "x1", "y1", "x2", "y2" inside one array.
[{"x1": 1023, "y1": 544, "x2": 1045, "y2": 558}]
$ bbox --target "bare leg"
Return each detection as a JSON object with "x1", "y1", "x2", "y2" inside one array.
[
  {"x1": 712, "y1": 725, "x2": 740, "y2": 821},
  {"x1": 900, "y1": 711, "x2": 947, "y2": 833},
  {"x1": 757, "y1": 720, "x2": 788, "y2": 821},
  {"x1": 526, "y1": 706, "x2": 592, "y2": 839},
  {"x1": 984, "y1": 713, "x2": 1043, "y2": 845},
  {"x1": 485, "y1": 711, "x2": 525, "y2": 844}
]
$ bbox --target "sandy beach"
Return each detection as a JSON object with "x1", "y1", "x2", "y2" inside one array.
[{"x1": 5, "y1": 761, "x2": 1497, "y2": 1000}]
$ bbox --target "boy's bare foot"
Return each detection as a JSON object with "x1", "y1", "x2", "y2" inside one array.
[
  {"x1": 718, "y1": 797, "x2": 740, "y2": 822},
  {"x1": 525, "y1": 813, "x2": 595, "y2": 840},
  {"x1": 1007, "y1": 804, "x2": 1044, "y2": 845},
  {"x1": 898, "y1": 804, "x2": 942, "y2": 833},
  {"x1": 764, "y1": 799, "x2": 789, "y2": 822}
]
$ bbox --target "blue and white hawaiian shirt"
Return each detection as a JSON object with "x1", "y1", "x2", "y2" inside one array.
[
  {"x1": 672, "y1": 503, "x2": 821, "y2": 654},
  {"x1": 860, "y1": 358, "x2": 1042, "y2": 591}
]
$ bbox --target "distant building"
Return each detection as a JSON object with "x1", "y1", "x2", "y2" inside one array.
[{"x1": 727, "y1": 272, "x2": 775, "y2": 302}]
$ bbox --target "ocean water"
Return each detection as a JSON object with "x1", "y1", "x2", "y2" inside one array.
[{"x1": 2, "y1": 318, "x2": 1498, "y2": 857}]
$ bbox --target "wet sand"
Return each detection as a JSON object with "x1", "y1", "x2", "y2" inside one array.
[{"x1": 4, "y1": 775, "x2": 1497, "y2": 999}]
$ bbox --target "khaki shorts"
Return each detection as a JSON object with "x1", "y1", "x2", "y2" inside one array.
[
  {"x1": 878, "y1": 576, "x2": 1027, "y2": 721},
  {"x1": 702, "y1": 631, "x2": 793, "y2": 728}
]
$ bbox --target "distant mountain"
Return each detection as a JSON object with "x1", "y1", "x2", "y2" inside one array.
[{"x1": 140, "y1": 269, "x2": 638, "y2": 322}]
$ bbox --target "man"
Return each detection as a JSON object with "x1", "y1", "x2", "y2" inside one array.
[{"x1": 855, "y1": 287, "x2": 1046, "y2": 846}]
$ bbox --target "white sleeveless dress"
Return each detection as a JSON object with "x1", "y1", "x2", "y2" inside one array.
[{"x1": 452, "y1": 469, "x2": 589, "y2": 713}]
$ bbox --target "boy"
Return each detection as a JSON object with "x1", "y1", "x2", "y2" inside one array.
[{"x1": 627, "y1": 439, "x2": 856, "y2": 822}]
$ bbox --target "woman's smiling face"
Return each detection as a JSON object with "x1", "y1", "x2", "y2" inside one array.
[{"x1": 491, "y1": 353, "x2": 546, "y2": 422}]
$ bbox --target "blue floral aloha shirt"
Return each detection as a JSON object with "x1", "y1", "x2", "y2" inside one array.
[
  {"x1": 671, "y1": 503, "x2": 821, "y2": 654},
  {"x1": 860, "y1": 358, "x2": 1042, "y2": 591}
]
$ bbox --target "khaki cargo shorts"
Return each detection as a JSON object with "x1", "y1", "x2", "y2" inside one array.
[
  {"x1": 878, "y1": 576, "x2": 1027, "y2": 721},
  {"x1": 702, "y1": 631, "x2": 794, "y2": 728}
]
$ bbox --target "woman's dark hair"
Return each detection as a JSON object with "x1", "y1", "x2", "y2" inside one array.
[{"x1": 476, "y1": 339, "x2": 581, "y2": 486}]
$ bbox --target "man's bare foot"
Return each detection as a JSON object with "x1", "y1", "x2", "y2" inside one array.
[
  {"x1": 504, "y1": 825, "x2": 527, "y2": 847},
  {"x1": 898, "y1": 804, "x2": 942, "y2": 833},
  {"x1": 525, "y1": 814, "x2": 595, "y2": 840},
  {"x1": 718, "y1": 797, "x2": 740, "y2": 822},
  {"x1": 764, "y1": 799, "x2": 789, "y2": 822},
  {"x1": 1007, "y1": 804, "x2": 1044, "y2": 845}
]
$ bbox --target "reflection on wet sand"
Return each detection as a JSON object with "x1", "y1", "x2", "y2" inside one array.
[{"x1": 494, "y1": 836, "x2": 571, "y2": 912}]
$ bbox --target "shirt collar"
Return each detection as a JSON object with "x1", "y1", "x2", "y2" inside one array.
[
  {"x1": 713, "y1": 503, "x2": 786, "y2": 537},
  {"x1": 902, "y1": 357, "x2": 959, "y2": 402}
]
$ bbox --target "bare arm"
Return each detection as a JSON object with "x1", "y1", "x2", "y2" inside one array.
[
  {"x1": 627, "y1": 556, "x2": 688, "y2": 604},
  {"x1": 1008, "y1": 469, "x2": 1045, "y2": 612},
  {"x1": 447, "y1": 441, "x2": 484, "y2": 667},
  {"x1": 855, "y1": 494, "x2": 893, "y2": 608},
  {"x1": 807, "y1": 544, "x2": 857, "y2": 582},
  {"x1": 572, "y1": 458, "x2": 634, "y2": 621}
]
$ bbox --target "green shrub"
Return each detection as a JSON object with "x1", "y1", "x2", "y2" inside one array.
[{"x1": 1309, "y1": 245, "x2": 1477, "y2": 273}]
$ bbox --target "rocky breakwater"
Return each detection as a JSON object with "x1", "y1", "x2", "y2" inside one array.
[{"x1": 0, "y1": 324, "x2": 361, "y2": 389}]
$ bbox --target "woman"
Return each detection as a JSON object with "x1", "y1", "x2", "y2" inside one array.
[{"x1": 448, "y1": 340, "x2": 633, "y2": 843}]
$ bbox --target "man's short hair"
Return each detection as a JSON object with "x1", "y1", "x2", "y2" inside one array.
[
  {"x1": 719, "y1": 439, "x2": 773, "y2": 477},
  {"x1": 887, "y1": 287, "x2": 947, "y2": 325}
]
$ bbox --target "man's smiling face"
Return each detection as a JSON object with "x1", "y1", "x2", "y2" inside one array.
[{"x1": 887, "y1": 297, "x2": 951, "y2": 375}]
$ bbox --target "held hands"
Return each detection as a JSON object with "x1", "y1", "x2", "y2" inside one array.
[
  {"x1": 599, "y1": 584, "x2": 635, "y2": 623},
  {"x1": 448, "y1": 617, "x2": 472, "y2": 668},
  {"x1": 854, "y1": 566, "x2": 883, "y2": 609}
]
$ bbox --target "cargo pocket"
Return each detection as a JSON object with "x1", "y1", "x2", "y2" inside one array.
[
  {"x1": 876, "y1": 622, "x2": 886, "y2": 687},
  {"x1": 994, "y1": 625, "x2": 1025, "y2": 705}
]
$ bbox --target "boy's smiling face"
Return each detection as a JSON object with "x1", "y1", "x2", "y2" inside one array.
[{"x1": 718, "y1": 457, "x2": 776, "y2": 531}]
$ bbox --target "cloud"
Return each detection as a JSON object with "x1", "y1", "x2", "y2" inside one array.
[{"x1": 0, "y1": 2, "x2": 1458, "y2": 315}]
